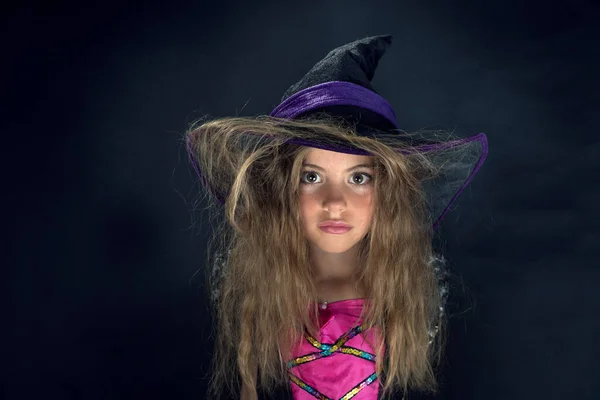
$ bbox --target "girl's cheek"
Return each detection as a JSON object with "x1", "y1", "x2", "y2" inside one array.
[{"x1": 298, "y1": 195, "x2": 316, "y2": 212}]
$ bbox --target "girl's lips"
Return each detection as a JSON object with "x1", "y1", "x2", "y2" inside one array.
[{"x1": 319, "y1": 226, "x2": 351, "y2": 234}]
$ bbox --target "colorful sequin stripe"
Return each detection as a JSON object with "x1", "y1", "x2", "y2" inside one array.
[
  {"x1": 287, "y1": 350, "x2": 323, "y2": 369},
  {"x1": 289, "y1": 371, "x2": 332, "y2": 400},
  {"x1": 287, "y1": 325, "x2": 371, "y2": 369},
  {"x1": 339, "y1": 346, "x2": 376, "y2": 361},
  {"x1": 304, "y1": 325, "x2": 362, "y2": 349},
  {"x1": 339, "y1": 372, "x2": 378, "y2": 400},
  {"x1": 287, "y1": 345, "x2": 376, "y2": 369},
  {"x1": 287, "y1": 323, "x2": 379, "y2": 399}
]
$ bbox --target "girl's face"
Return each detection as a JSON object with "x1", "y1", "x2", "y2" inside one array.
[{"x1": 298, "y1": 148, "x2": 375, "y2": 254}]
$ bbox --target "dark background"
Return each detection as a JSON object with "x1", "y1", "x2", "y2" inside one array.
[{"x1": 5, "y1": 0, "x2": 599, "y2": 399}]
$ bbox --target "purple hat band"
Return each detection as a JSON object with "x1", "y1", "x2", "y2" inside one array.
[
  {"x1": 186, "y1": 81, "x2": 488, "y2": 231},
  {"x1": 268, "y1": 80, "x2": 488, "y2": 231},
  {"x1": 270, "y1": 81, "x2": 398, "y2": 128}
]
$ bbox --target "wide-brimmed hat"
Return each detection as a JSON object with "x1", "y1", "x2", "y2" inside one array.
[{"x1": 187, "y1": 35, "x2": 488, "y2": 230}]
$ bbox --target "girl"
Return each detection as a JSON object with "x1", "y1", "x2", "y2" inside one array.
[{"x1": 186, "y1": 35, "x2": 488, "y2": 400}]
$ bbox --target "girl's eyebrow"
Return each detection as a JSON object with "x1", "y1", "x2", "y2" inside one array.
[{"x1": 302, "y1": 163, "x2": 374, "y2": 172}]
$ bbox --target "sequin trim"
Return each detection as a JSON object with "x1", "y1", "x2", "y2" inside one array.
[
  {"x1": 287, "y1": 323, "x2": 379, "y2": 399},
  {"x1": 340, "y1": 372, "x2": 378, "y2": 400},
  {"x1": 289, "y1": 373, "x2": 330, "y2": 400}
]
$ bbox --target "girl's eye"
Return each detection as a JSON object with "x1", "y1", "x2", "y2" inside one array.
[
  {"x1": 351, "y1": 172, "x2": 372, "y2": 185},
  {"x1": 300, "y1": 171, "x2": 321, "y2": 184},
  {"x1": 300, "y1": 171, "x2": 373, "y2": 185}
]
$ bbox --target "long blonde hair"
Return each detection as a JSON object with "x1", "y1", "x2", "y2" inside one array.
[{"x1": 186, "y1": 114, "x2": 450, "y2": 399}]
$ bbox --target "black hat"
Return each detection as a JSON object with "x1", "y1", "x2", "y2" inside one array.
[{"x1": 189, "y1": 35, "x2": 488, "y2": 230}]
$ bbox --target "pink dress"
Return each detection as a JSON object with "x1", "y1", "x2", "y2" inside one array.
[{"x1": 286, "y1": 298, "x2": 385, "y2": 400}]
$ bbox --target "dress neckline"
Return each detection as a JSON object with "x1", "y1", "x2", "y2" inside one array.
[
  {"x1": 318, "y1": 297, "x2": 364, "y2": 304},
  {"x1": 317, "y1": 297, "x2": 365, "y2": 310}
]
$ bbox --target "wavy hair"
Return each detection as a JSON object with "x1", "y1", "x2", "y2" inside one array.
[{"x1": 185, "y1": 115, "x2": 453, "y2": 400}]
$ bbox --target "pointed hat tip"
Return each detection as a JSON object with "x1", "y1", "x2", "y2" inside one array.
[
  {"x1": 365, "y1": 34, "x2": 393, "y2": 45},
  {"x1": 348, "y1": 34, "x2": 393, "y2": 54}
]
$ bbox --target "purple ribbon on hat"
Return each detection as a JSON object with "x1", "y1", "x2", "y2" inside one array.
[
  {"x1": 270, "y1": 81, "x2": 398, "y2": 128},
  {"x1": 268, "y1": 80, "x2": 489, "y2": 230},
  {"x1": 185, "y1": 79, "x2": 487, "y2": 230}
]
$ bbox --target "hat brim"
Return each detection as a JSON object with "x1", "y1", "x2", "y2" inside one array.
[{"x1": 187, "y1": 129, "x2": 488, "y2": 231}]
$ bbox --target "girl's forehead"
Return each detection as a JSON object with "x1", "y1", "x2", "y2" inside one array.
[{"x1": 303, "y1": 148, "x2": 373, "y2": 164}]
